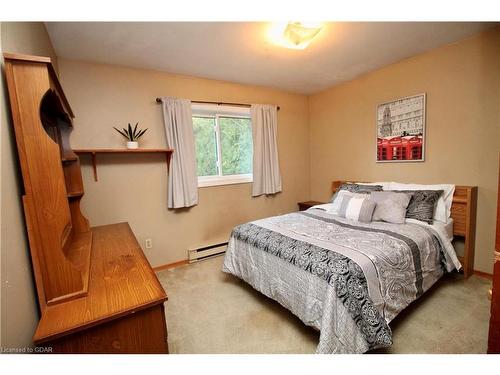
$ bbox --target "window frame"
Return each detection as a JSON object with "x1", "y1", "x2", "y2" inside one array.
[{"x1": 192, "y1": 104, "x2": 253, "y2": 188}]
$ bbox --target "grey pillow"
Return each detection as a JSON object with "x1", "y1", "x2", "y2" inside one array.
[
  {"x1": 370, "y1": 191, "x2": 412, "y2": 224},
  {"x1": 339, "y1": 195, "x2": 377, "y2": 223},
  {"x1": 330, "y1": 183, "x2": 383, "y2": 202},
  {"x1": 391, "y1": 190, "x2": 444, "y2": 224}
]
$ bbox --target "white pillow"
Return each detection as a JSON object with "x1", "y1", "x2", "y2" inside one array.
[{"x1": 389, "y1": 182, "x2": 455, "y2": 223}]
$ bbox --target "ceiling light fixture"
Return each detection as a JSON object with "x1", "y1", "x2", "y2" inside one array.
[{"x1": 268, "y1": 22, "x2": 323, "y2": 50}]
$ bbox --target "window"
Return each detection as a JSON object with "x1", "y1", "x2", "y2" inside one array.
[{"x1": 192, "y1": 104, "x2": 253, "y2": 187}]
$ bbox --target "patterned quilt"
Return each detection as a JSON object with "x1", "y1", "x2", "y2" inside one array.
[{"x1": 222, "y1": 208, "x2": 447, "y2": 353}]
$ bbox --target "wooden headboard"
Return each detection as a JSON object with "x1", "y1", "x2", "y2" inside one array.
[{"x1": 331, "y1": 181, "x2": 478, "y2": 278}]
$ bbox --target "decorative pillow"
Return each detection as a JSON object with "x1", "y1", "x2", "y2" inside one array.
[
  {"x1": 391, "y1": 190, "x2": 444, "y2": 224},
  {"x1": 354, "y1": 181, "x2": 392, "y2": 190},
  {"x1": 330, "y1": 191, "x2": 370, "y2": 215},
  {"x1": 389, "y1": 182, "x2": 455, "y2": 223},
  {"x1": 330, "y1": 183, "x2": 383, "y2": 202},
  {"x1": 339, "y1": 183, "x2": 384, "y2": 194},
  {"x1": 339, "y1": 195, "x2": 376, "y2": 223},
  {"x1": 370, "y1": 191, "x2": 411, "y2": 224}
]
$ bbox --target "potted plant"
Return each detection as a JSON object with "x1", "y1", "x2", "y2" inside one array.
[{"x1": 113, "y1": 123, "x2": 148, "y2": 149}]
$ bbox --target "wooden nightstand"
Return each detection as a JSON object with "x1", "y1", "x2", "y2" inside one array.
[{"x1": 298, "y1": 200, "x2": 325, "y2": 211}]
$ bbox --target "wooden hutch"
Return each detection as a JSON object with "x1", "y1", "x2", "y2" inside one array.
[{"x1": 3, "y1": 53, "x2": 169, "y2": 353}]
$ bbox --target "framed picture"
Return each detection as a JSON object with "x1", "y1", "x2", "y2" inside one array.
[{"x1": 376, "y1": 93, "x2": 426, "y2": 162}]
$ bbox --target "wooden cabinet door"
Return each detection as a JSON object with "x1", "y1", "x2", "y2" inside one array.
[{"x1": 487, "y1": 156, "x2": 500, "y2": 353}]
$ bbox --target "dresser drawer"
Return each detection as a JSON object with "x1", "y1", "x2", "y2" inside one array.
[{"x1": 48, "y1": 304, "x2": 168, "y2": 354}]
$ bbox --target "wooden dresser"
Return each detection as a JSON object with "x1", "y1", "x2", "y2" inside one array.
[{"x1": 4, "y1": 53, "x2": 168, "y2": 353}]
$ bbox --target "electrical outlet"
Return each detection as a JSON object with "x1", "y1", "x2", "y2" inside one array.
[{"x1": 145, "y1": 238, "x2": 153, "y2": 249}]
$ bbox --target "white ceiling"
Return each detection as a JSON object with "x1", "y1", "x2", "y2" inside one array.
[{"x1": 46, "y1": 22, "x2": 495, "y2": 94}]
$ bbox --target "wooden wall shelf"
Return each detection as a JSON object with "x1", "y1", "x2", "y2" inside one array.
[{"x1": 74, "y1": 149, "x2": 174, "y2": 182}]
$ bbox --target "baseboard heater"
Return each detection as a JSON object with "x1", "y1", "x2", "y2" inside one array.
[{"x1": 188, "y1": 242, "x2": 228, "y2": 263}]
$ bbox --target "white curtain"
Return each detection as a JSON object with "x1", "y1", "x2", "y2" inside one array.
[
  {"x1": 251, "y1": 104, "x2": 282, "y2": 196},
  {"x1": 161, "y1": 97, "x2": 198, "y2": 208}
]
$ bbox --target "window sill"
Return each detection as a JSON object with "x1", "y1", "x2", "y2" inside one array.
[{"x1": 198, "y1": 174, "x2": 253, "y2": 188}]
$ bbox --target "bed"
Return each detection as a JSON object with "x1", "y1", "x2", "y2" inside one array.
[{"x1": 222, "y1": 181, "x2": 477, "y2": 353}]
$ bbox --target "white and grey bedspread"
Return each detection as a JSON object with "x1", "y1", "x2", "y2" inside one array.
[{"x1": 222, "y1": 208, "x2": 456, "y2": 354}]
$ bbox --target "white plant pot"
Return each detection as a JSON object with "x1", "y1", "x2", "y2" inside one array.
[{"x1": 127, "y1": 141, "x2": 139, "y2": 149}]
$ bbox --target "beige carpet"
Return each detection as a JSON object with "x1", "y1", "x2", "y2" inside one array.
[{"x1": 156, "y1": 255, "x2": 492, "y2": 354}]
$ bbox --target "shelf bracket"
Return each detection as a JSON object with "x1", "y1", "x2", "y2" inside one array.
[{"x1": 91, "y1": 152, "x2": 98, "y2": 181}]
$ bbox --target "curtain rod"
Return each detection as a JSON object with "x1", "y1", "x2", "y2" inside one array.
[{"x1": 155, "y1": 98, "x2": 280, "y2": 111}]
